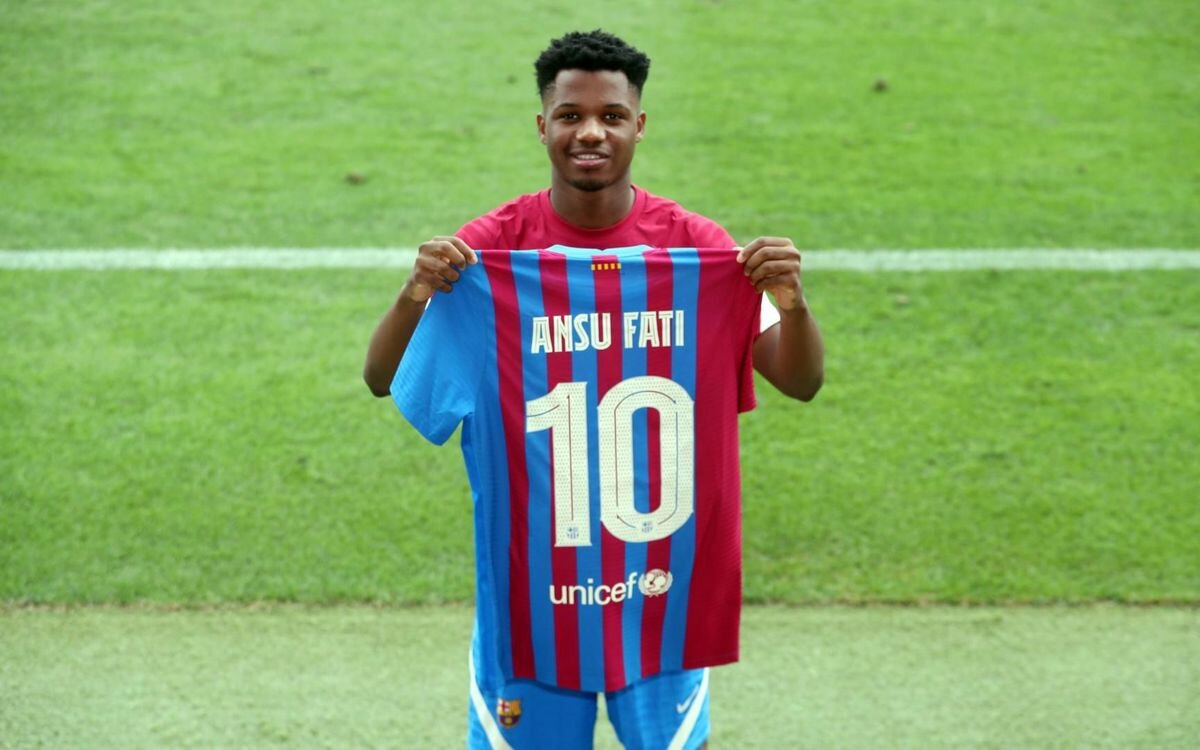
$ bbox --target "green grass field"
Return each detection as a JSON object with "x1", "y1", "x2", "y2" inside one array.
[
  {"x1": 3, "y1": 606, "x2": 1197, "y2": 749},
  {"x1": 2, "y1": 0, "x2": 1199, "y2": 746},
  {"x1": 2, "y1": 0, "x2": 1197, "y2": 249}
]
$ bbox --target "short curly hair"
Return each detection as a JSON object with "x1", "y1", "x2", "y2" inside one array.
[{"x1": 534, "y1": 30, "x2": 651, "y2": 99}]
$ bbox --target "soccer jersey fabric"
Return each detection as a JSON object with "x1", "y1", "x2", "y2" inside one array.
[
  {"x1": 391, "y1": 245, "x2": 761, "y2": 693},
  {"x1": 456, "y1": 186, "x2": 782, "y2": 333}
]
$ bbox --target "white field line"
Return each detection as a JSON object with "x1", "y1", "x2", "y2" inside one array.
[{"x1": 1, "y1": 248, "x2": 1199, "y2": 271}]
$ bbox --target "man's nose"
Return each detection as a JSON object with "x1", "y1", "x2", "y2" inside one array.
[{"x1": 577, "y1": 116, "x2": 604, "y2": 142}]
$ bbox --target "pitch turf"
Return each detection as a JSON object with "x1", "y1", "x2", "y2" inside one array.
[
  {"x1": 1, "y1": 0, "x2": 1196, "y2": 249},
  {"x1": 1, "y1": 605, "x2": 1197, "y2": 749}
]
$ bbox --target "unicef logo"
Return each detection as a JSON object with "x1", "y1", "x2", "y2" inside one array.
[{"x1": 638, "y1": 568, "x2": 673, "y2": 597}]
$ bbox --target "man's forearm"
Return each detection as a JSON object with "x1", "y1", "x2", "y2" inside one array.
[
  {"x1": 760, "y1": 301, "x2": 825, "y2": 402},
  {"x1": 363, "y1": 292, "x2": 426, "y2": 397}
]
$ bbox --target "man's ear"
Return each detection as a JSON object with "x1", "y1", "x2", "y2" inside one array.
[
  {"x1": 635, "y1": 110, "x2": 646, "y2": 142},
  {"x1": 537, "y1": 112, "x2": 547, "y2": 144}
]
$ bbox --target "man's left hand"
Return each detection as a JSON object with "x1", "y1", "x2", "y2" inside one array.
[{"x1": 736, "y1": 237, "x2": 806, "y2": 312}]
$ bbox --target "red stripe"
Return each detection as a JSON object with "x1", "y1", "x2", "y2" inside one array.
[
  {"x1": 684, "y1": 250, "x2": 748, "y2": 667},
  {"x1": 483, "y1": 251, "x2": 536, "y2": 680},
  {"x1": 594, "y1": 259, "x2": 627, "y2": 691},
  {"x1": 640, "y1": 248, "x2": 674, "y2": 676},
  {"x1": 539, "y1": 252, "x2": 582, "y2": 690}
]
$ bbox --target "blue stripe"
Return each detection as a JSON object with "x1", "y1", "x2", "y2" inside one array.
[
  {"x1": 566, "y1": 254, "x2": 605, "y2": 691},
  {"x1": 464, "y1": 259, "x2": 512, "y2": 681},
  {"x1": 660, "y1": 248, "x2": 700, "y2": 672},
  {"x1": 510, "y1": 251, "x2": 558, "y2": 684},
  {"x1": 618, "y1": 253, "x2": 648, "y2": 684}
]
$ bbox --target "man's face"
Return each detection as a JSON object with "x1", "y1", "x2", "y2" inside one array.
[{"x1": 538, "y1": 69, "x2": 646, "y2": 193}]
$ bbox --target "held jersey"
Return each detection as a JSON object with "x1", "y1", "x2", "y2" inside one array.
[
  {"x1": 391, "y1": 245, "x2": 761, "y2": 693},
  {"x1": 456, "y1": 187, "x2": 783, "y2": 334}
]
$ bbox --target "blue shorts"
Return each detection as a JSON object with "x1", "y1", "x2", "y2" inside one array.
[{"x1": 467, "y1": 649, "x2": 710, "y2": 750}]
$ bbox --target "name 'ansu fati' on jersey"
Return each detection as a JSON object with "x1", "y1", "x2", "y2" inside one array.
[
  {"x1": 529, "y1": 309, "x2": 686, "y2": 354},
  {"x1": 391, "y1": 245, "x2": 761, "y2": 694}
]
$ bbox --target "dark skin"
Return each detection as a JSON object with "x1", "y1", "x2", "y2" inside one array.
[{"x1": 364, "y1": 69, "x2": 824, "y2": 402}]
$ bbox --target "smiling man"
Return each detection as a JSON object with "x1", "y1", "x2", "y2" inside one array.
[
  {"x1": 365, "y1": 30, "x2": 824, "y2": 750},
  {"x1": 541, "y1": 65, "x2": 643, "y2": 217}
]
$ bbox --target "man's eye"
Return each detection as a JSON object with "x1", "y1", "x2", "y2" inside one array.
[
  {"x1": 605, "y1": 113, "x2": 624, "y2": 121},
  {"x1": 560, "y1": 113, "x2": 579, "y2": 121}
]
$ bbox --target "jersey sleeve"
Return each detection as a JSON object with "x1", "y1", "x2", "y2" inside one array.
[{"x1": 390, "y1": 272, "x2": 487, "y2": 445}]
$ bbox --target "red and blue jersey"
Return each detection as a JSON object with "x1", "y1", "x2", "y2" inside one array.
[{"x1": 392, "y1": 245, "x2": 760, "y2": 693}]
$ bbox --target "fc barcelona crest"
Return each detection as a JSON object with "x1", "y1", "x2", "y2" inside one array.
[{"x1": 496, "y1": 698, "x2": 522, "y2": 728}]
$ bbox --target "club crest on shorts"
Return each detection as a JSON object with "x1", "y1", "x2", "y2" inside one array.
[{"x1": 496, "y1": 698, "x2": 522, "y2": 728}]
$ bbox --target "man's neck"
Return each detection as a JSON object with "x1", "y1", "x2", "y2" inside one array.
[{"x1": 548, "y1": 179, "x2": 636, "y2": 229}]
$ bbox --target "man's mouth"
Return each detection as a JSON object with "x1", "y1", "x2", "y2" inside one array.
[{"x1": 570, "y1": 152, "x2": 609, "y2": 169}]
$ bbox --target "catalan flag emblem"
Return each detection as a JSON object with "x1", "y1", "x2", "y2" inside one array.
[{"x1": 591, "y1": 256, "x2": 622, "y2": 272}]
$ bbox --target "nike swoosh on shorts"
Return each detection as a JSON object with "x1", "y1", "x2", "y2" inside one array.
[{"x1": 676, "y1": 682, "x2": 703, "y2": 714}]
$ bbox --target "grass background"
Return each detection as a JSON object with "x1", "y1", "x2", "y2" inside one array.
[
  {"x1": 3, "y1": 606, "x2": 1196, "y2": 749},
  {"x1": 1, "y1": 0, "x2": 1197, "y2": 249},
  {"x1": 1, "y1": 0, "x2": 1199, "y2": 746}
]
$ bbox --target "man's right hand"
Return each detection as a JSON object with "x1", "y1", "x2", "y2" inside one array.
[
  {"x1": 403, "y1": 236, "x2": 478, "y2": 302},
  {"x1": 364, "y1": 236, "x2": 478, "y2": 396}
]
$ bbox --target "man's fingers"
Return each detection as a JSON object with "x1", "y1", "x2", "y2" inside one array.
[
  {"x1": 442, "y1": 235, "x2": 479, "y2": 266},
  {"x1": 421, "y1": 237, "x2": 475, "y2": 270},
  {"x1": 405, "y1": 253, "x2": 463, "y2": 300},
  {"x1": 430, "y1": 235, "x2": 478, "y2": 267},
  {"x1": 753, "y1": 272, "x2": 792, "y2": 292},
  {"x1": 436, "y1": 256, "x2": 462, "y2": 283},
  {"x1": 742, "y1": 248, "x2": 801, "y2": 276},
  {"x1": 457, "y1": 239, "x2": 479, "y2": 266},
  {"x1": 414, "y1": 258, "x2": 462, "y2": 285},
  {"x1": 747, "y1": 259, "x2": 802, "y2": 285},
  {"x1": 749, "y1": 268, "x2": 789, "y2": 288},
  {"x1": 739, "y1": 236, "x2": 793, "y2": 256},
  {"x1": 739, "y1": 237, "x2": 767, "y2": 255}
]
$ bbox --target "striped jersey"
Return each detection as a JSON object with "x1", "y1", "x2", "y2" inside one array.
[{"x1": 391, "y1": 245, "x2": 761, "y2": 692}]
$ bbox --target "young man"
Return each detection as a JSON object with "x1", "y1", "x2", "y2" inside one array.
[{"x1": 365, "y1": 30, "x2": 823, "y2": 750}]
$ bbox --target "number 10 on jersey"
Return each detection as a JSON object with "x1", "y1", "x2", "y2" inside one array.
[{"x1": 526, "y1": 375, "x2": 695, "y2": 547}]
